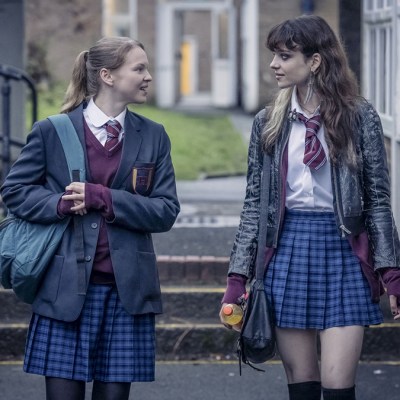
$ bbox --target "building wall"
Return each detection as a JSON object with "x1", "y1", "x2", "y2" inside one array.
[
  {"x1": 136, "y1": 0, "x2": 157, "y2": 102},
  {"x1": 25, "y1": 0, "x2": 102, "y2": 86},
  {"x1": 0, "y1": 0, "x2": 25, "y2": 146},
  {"x1": 339, "y1": 0, "x2": 361, "y2": 84},
  {"x1": 24, "y1": 0, "x2": 344, "y2": 110},
  {"x1": 258, "y1": 0, "x2": 339, "y2": 108}
]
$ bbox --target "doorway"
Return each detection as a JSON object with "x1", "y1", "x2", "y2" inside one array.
[{"x1": 156, "y1": 0, "x2": 237, "y2": 109}]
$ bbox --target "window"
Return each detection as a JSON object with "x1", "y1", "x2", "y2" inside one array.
[
  {"x1": 364, "y1": 0, "x2": 393, "y2": 10},
  {"x1": 104, "y1": 0, "x2": 137, "y2": 39},
  {"x1": 367, "y1": 24, "x2": 393, "y2": 116},
  {"x1": 217, "y1": 11, "x2": 229, "y2": 59}
]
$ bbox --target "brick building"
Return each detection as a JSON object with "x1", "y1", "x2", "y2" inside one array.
[
  {"x1": 103, "y1": 0, "x2": 348, "y2": 112},
  {"x1": 25, "y1": 0, "x2": 362, "y2": 113}
]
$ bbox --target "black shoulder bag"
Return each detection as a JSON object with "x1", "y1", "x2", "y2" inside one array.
[{"x1": 237, "y1": 153, "x2": 276, "y2": 373}]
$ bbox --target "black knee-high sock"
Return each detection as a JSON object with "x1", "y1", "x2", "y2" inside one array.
[
  {"x1": 322, "y1": 386, "x2": 356, "y2": 400},
  {"x1": 288, "y1": 381, "x2": 322, "y2": 400},
  {"x1": 45, "y1": 377, "x2": 85, "y2": 400},
  {"x1": 91, "y1": 381, "x2": 131, "y2": 400}
]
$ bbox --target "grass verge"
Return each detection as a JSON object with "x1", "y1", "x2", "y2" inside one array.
[{"x1": 26, "y1": 88, "x2": 247, "y2": 180}]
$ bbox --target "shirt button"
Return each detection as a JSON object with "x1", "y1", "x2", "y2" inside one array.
[
  {"x1": 85, "y1": 255, "x2": 92, "y2": 262},
  {"x1": 91, "y1": 223, "x2": 98, "y2": 229}
]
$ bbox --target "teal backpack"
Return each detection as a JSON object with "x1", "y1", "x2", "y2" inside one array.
[{"x1": 0, "y1": 114, "x2": 85, "y2": 303}]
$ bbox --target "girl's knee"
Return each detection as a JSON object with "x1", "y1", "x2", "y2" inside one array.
[{"x1": 283, "y1": 361, "x2": 320, "y2": 384}]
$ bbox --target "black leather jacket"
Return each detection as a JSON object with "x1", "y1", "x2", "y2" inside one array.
[{"x1": 228, "y1": 99, "x2": 400, "y2": 279}]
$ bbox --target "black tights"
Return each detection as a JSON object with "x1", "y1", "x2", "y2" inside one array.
[
  {"x1": 45, "y1": 377, "x2": 131, "y2": 400},
  {"x1": 92, "y1": 381, "x2": 131, "y2": 400}
]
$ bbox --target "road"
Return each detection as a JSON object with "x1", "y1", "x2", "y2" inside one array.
[{"x1": 1, "y1": 361, "x2": 399, "y2": 399}]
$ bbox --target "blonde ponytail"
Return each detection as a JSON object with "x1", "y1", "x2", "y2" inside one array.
[{"x1": 61, "y1": 51, "x2": 89, "y2": 113}]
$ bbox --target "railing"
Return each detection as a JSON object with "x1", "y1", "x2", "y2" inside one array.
[{"x1": 0, "y1": 65, "x2": 37, "y2": 214}]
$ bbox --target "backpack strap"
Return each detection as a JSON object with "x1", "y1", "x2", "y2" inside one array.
[
  {"x1": 47, "y1": 113, "x2": 87, "y2": 296},
  {"x1": 47, "y1": 114, "x2": 86, "y2": 182}
]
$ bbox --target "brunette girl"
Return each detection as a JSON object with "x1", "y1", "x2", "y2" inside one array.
[{"x1": 220, "y1": 15, "x2": 400, "y2": 400}]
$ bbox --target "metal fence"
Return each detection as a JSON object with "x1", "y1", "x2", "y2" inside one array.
[{"x1": 0, "y1": 65, "x2": 37, "y2": 214}]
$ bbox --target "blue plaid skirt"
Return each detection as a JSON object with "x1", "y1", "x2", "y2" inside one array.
[
  {"x1": 24, "y1": 284, "x2": 155, "y2": 382},
  {"x1": 264, "y1": 209, "x2": 383, "y2": 329}
]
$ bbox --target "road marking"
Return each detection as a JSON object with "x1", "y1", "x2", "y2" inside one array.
[
  {"x1": 161, "y1": 287, "x2": 225, "y2": 293},
  {"x1": 174, "y1": 215, "x2": 240, "y2": 228}
]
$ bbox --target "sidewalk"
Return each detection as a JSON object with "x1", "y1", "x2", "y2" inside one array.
[
  {"x1": 153, "y1": 175, "x2": 246, "y2": 257},
  {"x1": 152, "y1": 109, "x2": 252, "y2": 257}
]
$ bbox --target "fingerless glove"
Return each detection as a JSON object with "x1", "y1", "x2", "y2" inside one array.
[{"x1": 221, "y1": 273, "x2": 247, "y2": 304}]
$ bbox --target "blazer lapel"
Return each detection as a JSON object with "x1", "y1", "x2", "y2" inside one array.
[
  {"x1": 111, "y1": 111, "x2": 143, "y2": 189},
  {"x1": 67, "y1": 103, "x2": 93, "y2": 182}
]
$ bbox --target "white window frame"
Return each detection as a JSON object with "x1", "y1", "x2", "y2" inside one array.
[
  {"x1": 102, "y1": 0, "x2": 138, "y2": 39},
  {"x1": 362, "y1": 0, "x2": 400, "y2": 225}
]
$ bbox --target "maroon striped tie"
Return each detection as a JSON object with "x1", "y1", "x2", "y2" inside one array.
[
  {"x1": 104, "y1": 120, "x2": 122, "y2": 151},
  {"x1": 297, "y1": 113, "x2": 327, "y2": 170}
]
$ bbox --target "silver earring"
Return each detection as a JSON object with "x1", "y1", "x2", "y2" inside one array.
[{"x1": 304, "y1": 71, "x2": 315, "y2": 105}]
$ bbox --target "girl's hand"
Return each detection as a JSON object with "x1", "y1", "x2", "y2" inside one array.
[
  {"x1": 62, "y1": 182, "x2": 87, "y2": 215},
  {"x1": 389, "y1": 295, "x2": 400, "y2": 320},
  {"x1": 231, "y1": 321, "x2": 243, "y2": 332},
  {"x1": 219, "y1": 304, "x2": 243, "y2": 332}
]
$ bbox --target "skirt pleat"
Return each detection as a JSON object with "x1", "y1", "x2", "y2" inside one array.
[
  {"x1": 24, "y1": 284, "x2": 155, "y2": 382},
  {"x1": 265, "y1": 209, "x2": 383, "y2": 329}
]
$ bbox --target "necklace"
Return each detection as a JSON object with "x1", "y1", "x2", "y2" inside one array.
[
  {"x1": 299, "y1": 101, "x2": 320, "y2": 116},
  {"x1": 298, "y1": 95, "x2": 321, "y2": 115}
]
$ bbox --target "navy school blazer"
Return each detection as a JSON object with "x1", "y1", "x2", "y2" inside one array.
[{"x1": 0, "y1": 103, "x2": 180, "y2": 321}]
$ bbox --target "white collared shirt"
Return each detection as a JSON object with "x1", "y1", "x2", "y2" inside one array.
[
  {"x1": 83, "y1": 98, "x2": 126, "y2": 146},
  {"x1": 285, "y1": 89, "x2": 333, "y2": 211}
]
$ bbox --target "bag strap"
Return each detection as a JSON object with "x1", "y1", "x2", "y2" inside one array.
[
  {"x1": 47, "y1": 114, "x2": 86, "y2": 182},
  {"x1": 254, "y1": 153, "x2": 272, "y2": 281},
  {"x1": 47, "y1": 114, "x2": 87, "y2": 295}
]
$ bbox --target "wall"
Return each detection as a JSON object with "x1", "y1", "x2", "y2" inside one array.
[
  {"x1": 136, "y1": 0, "x2": 157, "y2": 102},
  {"x1": 339, "y1": 0, "x2": 361, "y2": 84},
  {"x1": 0, "y1": 0, "x2": 25, "y2": 143},
  {"x1": 25, "y1": 0, "x2": 102, "y2": 86},
  {"x1": 257, "y1": 0, "x2": 339, "y2": 109}
]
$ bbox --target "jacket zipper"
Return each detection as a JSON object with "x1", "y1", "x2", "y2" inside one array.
[
  {"x1": 273, "y1": 123, "x2": 291, "y2": 247},
  {"x1": 332, "y1": 166, "x2": 351, "y2": 237}
]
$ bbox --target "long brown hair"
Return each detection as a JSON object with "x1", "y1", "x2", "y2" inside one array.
[
  {"x1": 61, "y1": 37, "x2": 145, "y2": 113},
  {"x1": 263, "y1": 15, "x2": 361, "y2": 168}
]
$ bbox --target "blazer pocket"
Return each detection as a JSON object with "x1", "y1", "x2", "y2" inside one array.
[
  {"x1": 36, "y1": 255, "x2": 64, "y2": 303},
  {"x1": 130, "y1": 162, "x2": 155, "y2": 196},
  {"x1": 136, "y1": 251, "x2": 160, "y2": 301}
]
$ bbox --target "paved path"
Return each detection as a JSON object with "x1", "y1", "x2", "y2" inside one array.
[
  {"x1": 153, "y1": 176, "x2": 246, "y2": 257},
  {"x1": 152, "y1": 109, "x2": 253, "y2": 257}
]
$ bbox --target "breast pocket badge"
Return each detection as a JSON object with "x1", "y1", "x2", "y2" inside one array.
[{"x1": 132, "y1": 163, "x2": 155, "y2": 196}]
